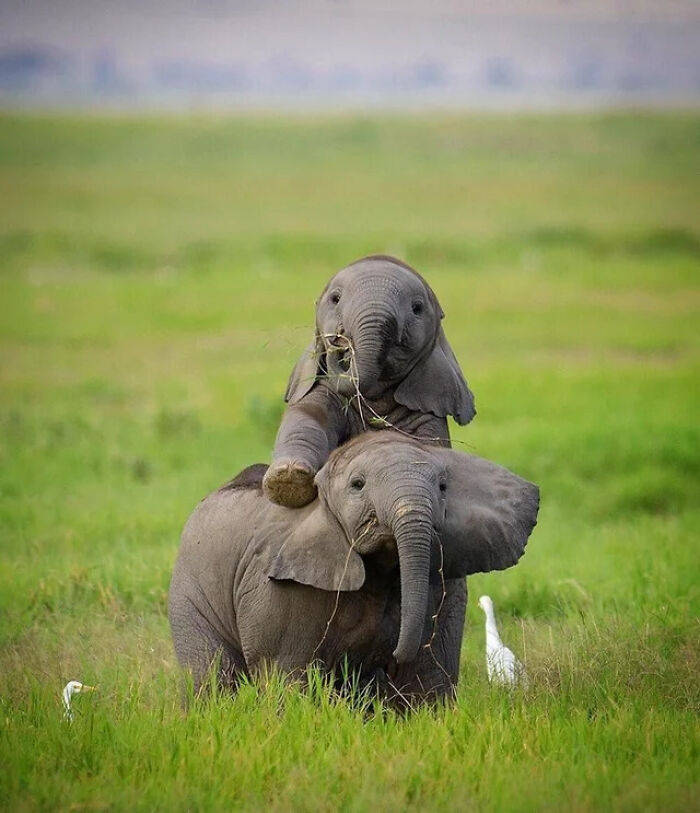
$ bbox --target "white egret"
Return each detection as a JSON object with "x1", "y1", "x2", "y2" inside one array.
[
  {"x1": 478, "y1": 595, "x2": 528, "y2": 688},
  {"x1": 62, "y1": 681, "x2": 96, "y2": 721}
]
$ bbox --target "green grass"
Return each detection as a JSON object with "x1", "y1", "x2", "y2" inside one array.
[{"x1": 0, "y1": 111, "x2": 698, "y2": 811}]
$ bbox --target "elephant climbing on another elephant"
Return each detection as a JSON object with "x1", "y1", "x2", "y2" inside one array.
[
  {"x1": 169, "y1": 432, "x2": 538, "y2": 707},
  {"x1": 262, "y1": 254, "x2": 476, "y2": 508}
]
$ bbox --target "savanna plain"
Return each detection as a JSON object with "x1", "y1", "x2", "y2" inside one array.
[{"x1": 0, "y1": 112, "x2": 698, "y2": 811}]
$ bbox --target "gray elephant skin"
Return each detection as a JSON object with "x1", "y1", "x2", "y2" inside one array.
[
  {"x1": 262, "y1": 255, "x2": 476, "y2": 508},
  {"x1": 169, "y1": 432, "x2": 539, "y2": 707}
]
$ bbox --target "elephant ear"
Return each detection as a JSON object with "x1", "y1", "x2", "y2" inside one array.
[
  {"x1": 394, "y1": 327, "x2": 475, "y2": 425},
  {"x1": 285, "y1": 336, "x2": 325, "y2": 404},
  {"x1": 436, "y1": 448, "x2": 539, "y2": 577},
  {"x1": 266, "y1": 500, "x2": 365, "y2": 592}
]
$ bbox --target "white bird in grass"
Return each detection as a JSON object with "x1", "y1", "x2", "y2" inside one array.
[
  {"x1": 62, "y1": 681, "x2": 96, "y2": 721},
  {"x1": 478, "y1": 596, "x2": 528, "y2": 688}
]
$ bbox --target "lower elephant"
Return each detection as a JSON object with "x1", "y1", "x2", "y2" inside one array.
[{"x1": 168, "y1": 432, "x2": 539, "y2": 707}]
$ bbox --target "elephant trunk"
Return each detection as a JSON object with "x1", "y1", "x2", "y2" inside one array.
[
  {"x1": 350, "y1": 306, "x2": 400, "y2": 395},
  {"x1": 391, "y1": 497, "x2": 433, "y2": 664}
]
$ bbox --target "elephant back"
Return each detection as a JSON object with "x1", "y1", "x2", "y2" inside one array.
[{"x1": 218, "y1": 463, "x2": 269, "y2": 493}]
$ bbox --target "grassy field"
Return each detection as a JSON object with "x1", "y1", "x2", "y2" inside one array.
[{"x1": 0, "y1": 112, "x2": 698, "y2": 811}]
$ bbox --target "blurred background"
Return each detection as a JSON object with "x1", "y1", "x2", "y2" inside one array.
[
  {"x1": 1, "y1": 2, "x2": 698, "y2": 810},
  {"x1": 2, "y1": 0, "x2": 700, "y2": 110}
]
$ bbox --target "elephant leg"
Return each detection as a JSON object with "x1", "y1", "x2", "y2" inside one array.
[
  {"x1": 237, "y1": 581, "x2": 338, "y2": 681},
  {"x1": 169, "y1": 593, "x2": 247, "y2": 697},
  {"x1": 264, "y1": 389, "x2": 347, "y2": 508},
  {"x1": 263, "y1": 457, "x2": 318, "y2": 509},
  {"x1": 387, "y1": 578, "x2": 467, "y2": 707}
]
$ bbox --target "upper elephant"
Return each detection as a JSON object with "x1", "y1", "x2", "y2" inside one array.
[
  {"x1": 262, "y1": 255, "x2": 475, "y2": 508},
  {"x1": 169, "y1": 432, "x2": 538, "y2": 707}
]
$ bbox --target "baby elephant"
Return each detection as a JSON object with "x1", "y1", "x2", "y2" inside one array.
[
  {"x1": 263, "y1": 255, "x2": 475, "y2": 508},
  {"x1": 169, "y1": 432, "x2": 538, "y2": 707}
]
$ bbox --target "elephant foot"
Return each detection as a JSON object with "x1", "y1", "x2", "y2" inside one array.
[{"x1": 263, "y1": 459, "x2": 317, "y2": 508}]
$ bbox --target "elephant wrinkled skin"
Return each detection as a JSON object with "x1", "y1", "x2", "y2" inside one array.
[
  {"x1": 263, "y1": 255, "x2": 476, "y2": 508},
  {"x1": 169, "y1": 433, "x2": 539, "y2": 707}
]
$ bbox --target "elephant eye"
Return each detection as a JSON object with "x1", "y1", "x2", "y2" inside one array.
[
  {"x1": 329, "y1": 291, "x2": 341, "y2": 305},
  {"x1": 412, "y1": 301, "x2": 423, "y2": 316},
  {"x1": 439, "y1": 481, "x2": 447, "y2": 493},
  {"x1": 350, "y1": 476, "x2": 365, "y2": 491}
]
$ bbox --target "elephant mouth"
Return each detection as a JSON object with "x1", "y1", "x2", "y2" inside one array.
[
  {"x1": 354, "y1": 514, "x2": 378, "y2": 546},
  {"x1": 353, "y1": 513, "x2": 393, "y2": 553},
  {"x1": 324, "y1": 340, "x2": 356, "y2": 394},
  {"x1": 334, "y1": 348, "x2": 352, "y2": 374}
]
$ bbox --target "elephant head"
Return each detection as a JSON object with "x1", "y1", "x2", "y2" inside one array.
[
  {"x1": 285, "y1": 255, "x2": 475, "y2": 424},
  {"x1": 267, "y1": 433, "x2": 539, "y2": 665}
]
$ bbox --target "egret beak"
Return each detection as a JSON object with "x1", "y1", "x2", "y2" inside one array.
[{"x1": 80, "y1": 685, "x2": 96, "y2": 693}]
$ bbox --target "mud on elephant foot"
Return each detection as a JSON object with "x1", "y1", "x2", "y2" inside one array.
[{"x1": 263, "y1": 458, "x2": 317, "y2": 507}]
